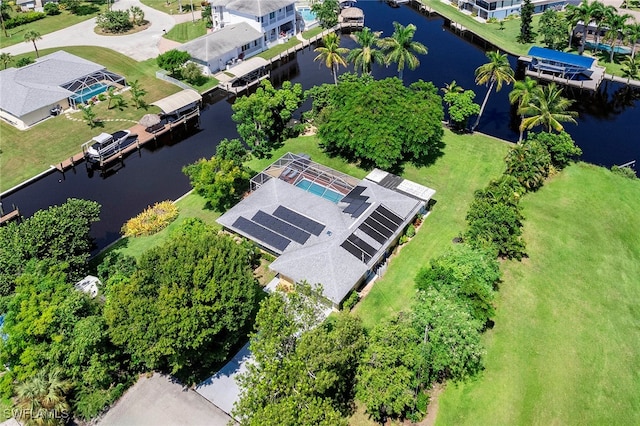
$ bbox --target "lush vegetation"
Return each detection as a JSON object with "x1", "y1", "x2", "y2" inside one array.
[
  {"x1": 311, "y1": 0, "x2": 339, "y2": 29},
  {"x1": 121, "y1": 200, "x2": 179, "y2": 237},
  {"x1": 309, "y1": 75, "x2": 444, "y2": 171},
  {"x1": 437, "y1": 163, "x2": 640, "y2": 425}
]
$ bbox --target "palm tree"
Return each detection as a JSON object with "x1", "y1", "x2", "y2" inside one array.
[
  {"x1": 624, "y1": 23, "x2": 640, "y2": 58},
  {"x1": 471, "y1": 51, "x2": 514, "y2": 132},
  {"x1": 347, "y1": 27, "x2": 384, "y2": 75},
  {"x1": 441, "y1": 80, "x2": 464, "y2": 125},
  {"x1": 128, "y1": 79, "x2": 147, "y2": 109},
  {"x1": 24, "y1": 30, "x2": 42, "y2": 58},
  {"x1": 16, "y1": 369, "x2": 72, "y2": 426},
  {"x1": 519, "y1": 83, "x2": 578, "y2": 133},
  {"x1": 314, "y1": 33, "x2": 348, "y2": 85},
  {"x1": 378, "y1": 22, "x2": 428, "y2": 81},
  {"x1": 509, "y1": 76, "x2": 538, "y2": 143},
  {"x1": 566, "y1": 0, "x2": 598, "y2": 55},
  {"x1": 603, "y1": 12, "x2": 632, "y2": 62},
  {"x1": 0, "y1": 52, "x2": 12, "y2": 70},
  {"x1": 589, "y1": 2, "x2": 608, "y2": 52},
  {"x1": 621, "y1": 56, "x2": 639, "y2": 83}
]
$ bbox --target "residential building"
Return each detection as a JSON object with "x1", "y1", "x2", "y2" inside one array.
[
  {"x1": 217, "y1": 153, "x2": 435, "y2": 308},
  {"x1": 456, "y1": 0, "x2": 566, "y2": 20}
]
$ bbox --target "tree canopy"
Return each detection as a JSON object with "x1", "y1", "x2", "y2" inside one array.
[
  {"x1": 156, "y1": 49, "x2": 191, "y2": 76},
  {"x1": 311, "y1": 0, "x2": 339, "y2": 29},
  {"x1": 312, "y1": 76, "x2": 444, "y2": 170},
  {"x1": 104, "y1": 219, "x2": 260, "y2": 383},
  {"x1": 232, "y1": 80, "x2": 305, "y2": 158}
]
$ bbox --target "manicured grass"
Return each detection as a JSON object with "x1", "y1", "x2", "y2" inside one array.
[
  {"x1": 164, "y1": 19, "x2": 207, "y2": 43},
  {"x1": 0, "y1": 47, "x2": 181, "y2": 192},
  {"x1": 302, "y1": 27, "x2": 324, "y2": 40},
  {"x1": 353, "y1": 130, "x2": 510, "y2": 329},
  {"x1": 437, "y1": 164, "x2": 640, "y2": 425},
  {"x1": 140, "y1": 0, "x2": 200, "y2": 15},
  {"x1": 0, "y1": 4, "x2": 104, "y2": 49},
  {"x1": 257, "y1": 38, "x2": 302, "y2": 60},
  {"x1": 420, "y1": 0, "x2": 540, "y2": 56},
  {"x1": 93, "y1": 192, "x2": 220, "y2": 263}
]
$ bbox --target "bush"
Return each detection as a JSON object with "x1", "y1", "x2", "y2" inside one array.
[
  {"x1": 342, "y1": 290, "x2": 359, "y2": 311},
  {"x1": 15, "y1": 57, "x2": 34, "y2": 67},
  {"x1": 405, "y1": 224, "x2": 416, "y2": 238},
  {"x1": 96, "y1": 10, "x2": 132, "y2": 33},
  {"x1": 527, "y1": 131, "x2": 582, "y2": 170},
  {"x1": 611, "y1": 165, "x2": 638, "y2": 179},
  {"x1": 181, "y1": 61, "x2": 206, "y2": 85},
  {"x1": 44, "y1": 2, "x2": 60, "y2": 15},
  {"x1": 5, "y1": 11, "x2": 46, "y2": 29},
  {"x1": 121, "y1": 201, "x2": 179, "y2": 237}
]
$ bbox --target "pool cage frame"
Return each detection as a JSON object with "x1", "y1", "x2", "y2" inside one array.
[
  {"x1": 63, "y1": 70, "x2": 127, "y2": 108},
  {"x1": 250, "y1": 152, "x2": 359, "y2": 194}
]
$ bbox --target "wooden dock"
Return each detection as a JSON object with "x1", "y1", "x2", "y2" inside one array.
[
  {"x1": 0, "y1": 208, "x2": 20, "y2": 226},
  {"x1": 54, "y1": 109, "x2": 200, "y2": 173},
  {"x1": 519, "y1": 55, "x2": 606, "y2": 91}
]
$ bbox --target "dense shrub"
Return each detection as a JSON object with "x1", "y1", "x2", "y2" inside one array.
[
  {"x1": 504, "y1": 139, "x2": 551, "y2": 192},
  {"x1": 611, "y1": 165, "x2": 638, "y2": 179},
  {"x1": 96, "y1": 10, "x2": 132, "y2": 33},
  {"x1": 527, "y1": 131, "x2": 582, "y2": 169},
  {"x1": 16, "y1": 57, "x2": 34, "y2": 67},
  {"x1": 44, "y1": 2, "x2": 60, "y2": 15},
  {"x1": 5, "y1": 11, "x2": 46, "y2": 29},
  {"x1": 121, "y1": 200, "x2": 178, "y2": 237}
]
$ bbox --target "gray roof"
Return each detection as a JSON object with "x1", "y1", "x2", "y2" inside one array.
[
  {"x1": 0, "y1": 51, "x2": 105, "y2": 117},
  {"x1": 178, "y1": 22, "x2": 263, "y2": 63},
  {"x1": 217, "y1": 169, "x2": 428, "y2": 305},
  {"x1": 210, "y1": 0, "x2": 294, "y2": 16}
]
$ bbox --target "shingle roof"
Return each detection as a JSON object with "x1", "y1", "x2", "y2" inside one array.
[
  {"x1": 210, "y1": 0, "x2": 294, "y2": 16},
  {"x1": 217, "y1": 166, "x2": 431, "y2": 305},
  {"x1": 0, "y1": 51, "x2": 105, "y2": 117},
  {"x1": 178, "y1": 22, "x2": 263, "y2": 63}
]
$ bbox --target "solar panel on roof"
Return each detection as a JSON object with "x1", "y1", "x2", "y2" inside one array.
[
  {"x1": 364, "y1": 217, "x2": 394, "y2": 238},
  {"x1": 359, "y1": 221, "x2": 387, "y2": 245},
  {"x1": 376, "y1": 205, "x2": 403, "y2": 226},
  {"x1": 272, "y1": 206, "x2": 325, "y2": 236},
  {"x1": 341, "y1": 239, "x2": 372, "y2": 264},
  {"x1": 351, "y1": 202, "x2": 371, "y2": 218},
  {"x1": 232, "y1": 216, "x2": 291, "y2": 252},
  {"x1": 252, "y1": 210, "x2": 311, "y2": 245},
  {"x1": 346, "y1": 186, "x2": 366, "y2": 197},
  {"x1": 343, "y1": 199, "x2": 365, "y2": 214},
  {"x1": 347, "y1": 234, "x2": 377, "y2": 258},
  {"x1": 370, "y1": 210, "x2": 398, "y2": 233}
]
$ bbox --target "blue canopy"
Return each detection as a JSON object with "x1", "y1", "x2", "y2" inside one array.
[{"x1": 528, "y1": 46, "x2": 595, "y2": 70}]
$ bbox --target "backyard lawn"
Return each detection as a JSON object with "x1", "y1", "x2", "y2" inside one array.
[
  {"x1": 164, "y1": 19, "x2": 207, "y2": 43},
  {"x1": 436, "y1": 163, "x2": 640, "y2": 425},
  {"x1": 1, "y1": 46, "x2": 181, "y2": 192}
]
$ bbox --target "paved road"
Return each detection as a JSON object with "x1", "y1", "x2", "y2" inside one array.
[{"x1": 0, "y1": 0, "x2": 198, "y2": 60}]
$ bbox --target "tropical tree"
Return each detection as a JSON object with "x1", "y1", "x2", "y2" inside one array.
[
  {"x1": 311, "y1": 0, "x2": 339, "y2": 29},
  {"x1": 589, "y1": 2, "x2": 608, "y2": 51},
  {"x1": 441, "y1": 80, "x2": 464, "y2": 125},
  {"x1": 624, "y1": 23, "x2": 640, "y2": 58},
  {"x1": 314, "y1": 33, "x2": 348, "y2": 85},
  {"x1": 519, "y1": 83, "x2": 578, "y2": 133},
  {"x1": 566, "y1": 0, "x2": 599, "y2": 54},
  {"x1": 504, "y1": 139, "x2": 552, "y2": 192},
  {"x1": 518, "y1": 0, "x2": 535, "y2": 43},
  {"x1": 538, "y1": 9, "x2": 569, "y2": 50},
  {"x1": 129, "y1": 5, "x2": 145, "y2": 26},
  {"x1": 509, "y1": 76, "x2": 538, "y2": 142},
  {"x1": 471, "y1": 51, "x2": 514, "y2": 132},
  {"x1": 24, "y1": 30, "x2": 42, "y2": 58},
  {"x1": 621, "y1": 55, "x2": 639, "y2": 82},
  {"x1": 379, "y1": 22, "x2": 428, "y2": 81},
  {"x1": 444, "y1": 90, "x2": 480, "y2": 132},
  {"x1": 603, "y1": 11, "x2": 632, "y2": 62},
  {"x1": 0, "y1": 52, "x2": 12, "y2": 69},
  {"x1": 347, "y1": 27, "x2": 384, "y2": 75},
  {"x1": 80, "y1": 105, "x2": 97, "y2": 128},
  {"x1": 128, "y1": 79, "x2": 147, "y2": 109},
  {"x1": 15, "y1": 368, "x2": 72, "y2": 426}
]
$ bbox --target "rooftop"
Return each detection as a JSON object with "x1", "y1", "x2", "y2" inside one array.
[
  {"x1": 210, "y1": 0, "x2": 294, "y2": 16},
  {"x1": 178, "y1": 22, "x2": 263, "y2": 63}
]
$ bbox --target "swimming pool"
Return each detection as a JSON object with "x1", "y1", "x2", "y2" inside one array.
[
  {"x1": 584, "y1": 41, "x2": 631, "y2": 55},
  {"x1": 296, "y1": 179, "x2": 343, "y2": 203},
  {"x1": 298, "y1": 7, "x2": 317, "y2": 23},
  {"x1": 70, "y1": 82, "x2": 110, "y2": 105}
]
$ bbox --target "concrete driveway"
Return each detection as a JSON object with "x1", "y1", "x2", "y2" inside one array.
[{"x1": 0, "y1": 0, "x2": 194, "y2": 60}]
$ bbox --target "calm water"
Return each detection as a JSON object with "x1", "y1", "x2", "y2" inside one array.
[{"x1": 2, "y1": 1, "x2": 639, "y2": 252}]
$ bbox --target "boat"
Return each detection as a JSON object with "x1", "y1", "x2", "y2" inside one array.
[{"x1": 83, "y1": 130, "x2": 131, "y2": 162}]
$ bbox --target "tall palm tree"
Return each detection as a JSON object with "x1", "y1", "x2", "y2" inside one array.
[
  {"x1": 603, "y1": 12, "x2": 632, "y2": 62},
  {"x1": 624, "y1": 23, "x2": 640, "y2": 58},
  {"x1": 378, "y1": 22, "x2": 428, "y2": 81},
  {"x1": 566, "y1": 0, "x2": 598, "y2": 55},
  {"x1": 16, "y1": 369, "x2": 72, "y2": 426},
  {"x1": 24, "y1": 30, "x2": 42, "y2": 58},
  {"x1": 519, "y1": 83, "x2": 578, "y2": 133},
  {"x1": 471, "y1": 51, "x2": 514, "y2": 132},
  {"x1": 509, "y1": 76, "x2": 538, "y2": 143},
  {"x1": 314, "y1": 32, "x2": 348, "y2": 85},
  {"x1": 621, "y1": 56, "x2": 639, "y2": 83},
  {"x1": 589, "y1": 2, "x2": 608, "y2": 51},
  {"x1": 0, "y1": 52, "x2": 12, "y2": 70},
  {"x1": 347, "y1": 27, "x2": 384, "y2": 75}
]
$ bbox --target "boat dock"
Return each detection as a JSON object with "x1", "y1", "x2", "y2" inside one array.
[{"x1": 0, "y1": 206, "x2": 20, "y2": 226}]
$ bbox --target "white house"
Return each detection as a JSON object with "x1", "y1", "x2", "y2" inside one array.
[
  {"x1": 456, "y1": 0, "x2": 567, "y2": 20},
  {"x1": 209, "y1": 0, "x2": 298, "y2": 47}
]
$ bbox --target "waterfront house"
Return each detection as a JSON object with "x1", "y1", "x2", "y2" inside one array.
[{"x1": 456, "y1": 0, "x2": 567, "y2": 21}]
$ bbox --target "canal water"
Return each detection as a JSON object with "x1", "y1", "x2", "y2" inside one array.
[{"x1": 2, "y1": 1, "x2": 639, "y2": 252}]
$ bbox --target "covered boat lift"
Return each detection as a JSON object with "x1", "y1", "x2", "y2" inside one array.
[
  {"x1": 151, "y1": 89, "x2": 202, "y2": 121},
  {"x1": 526, "y1": 46, "x2": 596, "y2": 79}
]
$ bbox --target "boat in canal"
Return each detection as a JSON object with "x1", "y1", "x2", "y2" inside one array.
[{"x1": 82, "y1": 130, "x2": 133, "y2": 163}]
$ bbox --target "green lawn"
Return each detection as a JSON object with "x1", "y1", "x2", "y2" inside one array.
[
  {"x1": 302, "y1": 27, "x2": 324, "y2": 40},
  {"x1": 257, "y1": 38, "x2": 302, "y2": 60},
  {"x1": 353, "y1": 130, "x2": 510, "y2": 329},
  {"x1": 1, "y1": 47, "x2": 181, "y2": 192},
  {"x1": 437, "y1": 163, "x2": 640, "y2": 425},
  {"x1": 164, "y1": 19, "x2": 207, "y2": 43},
  {"x1": 140, "y1": 0, "x2": 199, "y2": 15},
  {"x1": 0, "y1": 4, "x2": 104, "y2": 49}
]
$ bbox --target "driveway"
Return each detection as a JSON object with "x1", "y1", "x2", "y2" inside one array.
[{"x1": 0, "y1": 0, "x2": 192, "y2": 60}]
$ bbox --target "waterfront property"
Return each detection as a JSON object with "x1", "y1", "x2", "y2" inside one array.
[
  {"x1": 455, "y1": 0, "x2": 566, "y2": 20},
  {"x1": 0, "y1": 51, "x2": 126, "y2": 129},
  {"x1": 522, "y1": 46, "x2": 605, "y2": 90},
  {"x1": 217, "y1": 153, "x2": 435, "y2": 308}
]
